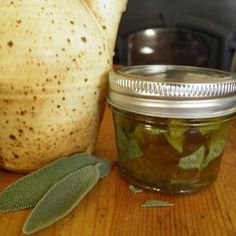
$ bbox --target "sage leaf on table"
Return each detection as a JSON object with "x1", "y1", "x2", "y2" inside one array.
[
  {"x1": 0, "y1": 153, "x2": 109, "y2": 212},
  {"x1": 141, "y1": 199, "x2": 174, "y2": 208},
  {"x1": 23, "y1": 164, "x2": 100, "y2": 235},
  {"x1": 99, "y1": 159, "x2": 111, "y2": 178},
  {"x1": 129, "y1": 185, "x2": 143, "y2": 194}
]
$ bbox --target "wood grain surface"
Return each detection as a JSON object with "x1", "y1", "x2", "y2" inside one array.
[{"x1": 0, "y1": 105, "x2": 236, "y2": 236}]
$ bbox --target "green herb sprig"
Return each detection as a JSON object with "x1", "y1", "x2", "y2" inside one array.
[
  {"x1": 141, "y1": 199, "x2": 174, "y2": 208},
  {"x1": 0, "y1": 153, "x2": 111, "y2": 234}
]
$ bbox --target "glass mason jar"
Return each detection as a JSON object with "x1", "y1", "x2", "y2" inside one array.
[{"x1": 108, "y1": 65, "x2": 236, "y2": 194}]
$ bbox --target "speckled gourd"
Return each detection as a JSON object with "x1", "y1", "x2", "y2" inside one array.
[{"x1": 0, "y1": 0, "x2": 127, "y2": 172}]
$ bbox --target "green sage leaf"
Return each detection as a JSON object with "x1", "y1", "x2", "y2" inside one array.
[
  {"x1": 199, "y1": 123, "x2": 220, "y2": 135},
  {"x1": 165, "y1": 119, "x2": 185, "y2": 153},
  {"x1": 141, "y1": 199, "x2": 174, "y2": 208},
  {"x1": 98, "y1": 159, "x2": 111, "y2": 178},
  {"x1": 133, "y1": 124, "x2": 166, "y2": 142},
  {"x1": 200, "y1": 139, "x2": 225, "y2": 169},
  {"x1": 144, "y1": 126, "x2": 166, "y2": 135},
  {"x1": 201, "y1": 124, "x2": 230, "y2": 169},
  {"x1": 115, "y1": 125, "x2": 143, "y2": 160},
  {"x1": 0, "y1": 153, "x2": 109, "y2": 212},
  {"x1": 126, "y1": 137, "x2": 143, "y2": 160},
  {"x1": 116, "y1": 125, "x2": 129, "y2": 153},
  {"x1": 23, "y1": 164, "x2": 100, "y2": 235},
  {"x1": 178, "y1": 146, "x2": 206, "y2": 170},
  {"x1": 198, "y1": 117, "x2": 227, "y2": 136}
]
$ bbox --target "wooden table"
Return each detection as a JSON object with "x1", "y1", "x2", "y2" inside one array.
[{"x1": 1, "y1": 105, "x2": 236, "y2": 236}]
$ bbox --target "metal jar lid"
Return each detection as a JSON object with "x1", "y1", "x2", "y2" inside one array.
[{"x1": 108, "y1": 65, "x2": 236, "y2": 119}]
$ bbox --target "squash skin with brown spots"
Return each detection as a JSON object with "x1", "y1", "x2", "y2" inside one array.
[{"x1": 0, "y1": 0, "x2": 127, "y2": 172}]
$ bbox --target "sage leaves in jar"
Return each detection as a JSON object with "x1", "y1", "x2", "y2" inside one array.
[{"x1": 111, "y1": 109, "x2": 233, "y2": 194}]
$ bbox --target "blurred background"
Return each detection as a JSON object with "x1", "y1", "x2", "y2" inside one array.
[{"x1": 114, "y1": 0, "x2": 236, "y2": 72}]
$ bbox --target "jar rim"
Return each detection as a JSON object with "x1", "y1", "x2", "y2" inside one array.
[{"x1": 108, "y1": 65, "x2": 236, "y2": 119}]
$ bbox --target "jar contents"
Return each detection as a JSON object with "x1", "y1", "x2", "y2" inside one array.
[
  {"x1": 112, "y1": 108, "x2": 233, "y2": 194},
  {"x1": 109, "y1": 65, "x2": 236, "y2": 194}
]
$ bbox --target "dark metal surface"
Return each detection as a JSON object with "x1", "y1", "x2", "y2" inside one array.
[{"x1": 115, "y1": 0, "x2": 236, "y2": 71}]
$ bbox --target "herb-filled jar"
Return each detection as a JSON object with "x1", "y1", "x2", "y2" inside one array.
[{"x1": 108, "y1": 65, "x2": 236, "y2": 194}]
